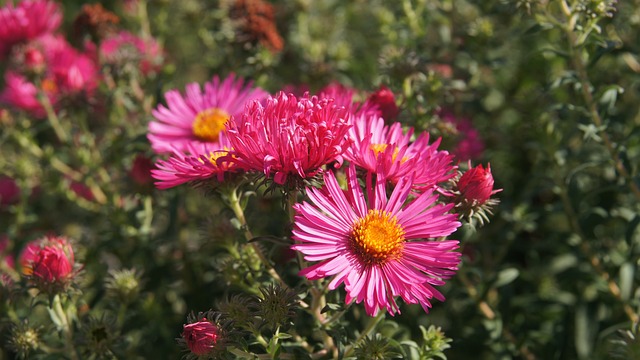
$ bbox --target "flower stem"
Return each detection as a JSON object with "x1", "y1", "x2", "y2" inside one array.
[
  {"x1": 38, "y1": 92, "x2": 68, "y2": 143},
  {"x1": 225, "y1": 187, "x2": 289, "y2": 289},
  {"x1": 343, "y1": 311, "x2": 385, "y2": 358},
  {"x1": 51, "y1": 295, "x2": 79, "y2": 360}
]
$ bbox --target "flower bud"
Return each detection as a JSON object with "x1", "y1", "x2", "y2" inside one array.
[
  {"x1": 7, "y1": 321, "x2": 41, "y2": 359},
  {"x1": 129, "y1": 154, "x2": 154, "y2": 187},
  {"x1": 20, "y1": 235, "x2": 76, "y2": 293},
  {"x1": 179, "y1": 311, "x2": 232, "y2": 359},
  {"x1": 454, "y1": 162, "x2": 501, "y2": 226},
  {"x1": 367, "y1": 85, "x2": 399, "y2": 122},
  {"x1": 0, "y1": 175, "x2": 20, "y2": 207},
  {"x1": 23, "y1": 47, "x2": 46, "y2": 74},
  {"x1": 105, "y1": 268, "x2": 141, "y2": 304},
  {"x1": 457, "y1": 162, "x2": 499, "y2": 205}
]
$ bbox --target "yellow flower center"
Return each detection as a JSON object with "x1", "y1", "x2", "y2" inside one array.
[
  {"x1": 369, "y1": 143, "x2": 409, "y2": 163},
  {"x1": 192, "y1": 108, "x2": 230, "y2": 142},
  {"x1": 349, "y1": 209, "x2": 405, "y2": 266}
]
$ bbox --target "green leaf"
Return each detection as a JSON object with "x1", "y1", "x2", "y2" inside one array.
[
  {"x1": 494, "y1": 268, "x2": 520, "y2": 287},
  {"x1": 619, "y1": 262, "x2": 635, "y2": 301}
]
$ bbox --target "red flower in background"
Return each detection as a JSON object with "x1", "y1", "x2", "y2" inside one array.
[
  {"x1": 367, "y1": 85, "x2": 400, "y2": 122},
  {"x1": 0, "y1": 176, "x2": 20, "y2": 207}
]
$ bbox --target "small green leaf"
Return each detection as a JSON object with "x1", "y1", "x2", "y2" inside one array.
[{"x1": 494, "y1": 268, "x2": 520, "y2": 287}]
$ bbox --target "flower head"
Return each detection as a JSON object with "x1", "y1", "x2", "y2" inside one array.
[
  {"x1": 0, "y1": 175, "x2": 20, "y2": 207},
  {"x1": 0, "y1": 0, "x2": 62, "y2": 59},
  {"x1": 292, "y1": 165, "x2": 461, "y2": 316},
  {"x1": 226, "y1": 92, "x2": 352, "y2": 187},
  {"x1": 129, "y1": 154, "x2": 155, "y2": 187},
  {"x1": 454, "y1": 162, "x2": 502, "y2": 225},
  {"x1": 457, "y1": 162, "x2": 500, "y2": 205},
  {"x1": 346, "y1": 113, "x2": 456, "y2": 192},
  {"x1": 152, "y1": 137, "x2": 240, "y2": 189},
  {"x1": 441, "y1": 111, "x2": 484, "y2": 161},
  {"x1": 366, "y1": 85, "x2": 399, "y2": 122},
  {"x1": 179, "y1": 311, "x2": 229, "y2": 359},
  {"x1": 99, "y1": 30, "x2": 164, "y2": 75},
  {"x1": 20, "y1": 235, "x2": 76, "y2": 293},
  {"x1": 149, "y1": 74, "x2": 268, "y2": 154}
]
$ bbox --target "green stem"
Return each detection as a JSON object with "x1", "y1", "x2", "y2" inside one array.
[
  {"x1": 51, "y1": 295, "x2": 79, "y2": 360},
  {"x1": 343, "y1": 311, "x2": 385, "y2": 357},
  {"x1": 38, "y1": 92, "x2": 67, "y2": 143},
  {"x1": 225, "y1": 187, "x2": 289, "y2": 289}
]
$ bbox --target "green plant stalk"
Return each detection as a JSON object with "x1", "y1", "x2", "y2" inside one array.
[
  {"x1": 38, "y1": 92, "x2": 68, "y2": 143},
  {"x1": 342, "y1": 310, "x2": 385, "y2": 358},
  {"x1": 225, "y1": 187, "x2": 289, "y2": 289},
  {"x1": 51, "y1": 294, "x2": 79, "y2": 360}
]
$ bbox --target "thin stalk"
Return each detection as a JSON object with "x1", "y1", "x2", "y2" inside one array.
[
  {"x1": 343, "y1": 311, "x2": 385, "y2": 358},
  {"x1": 38, "y1": 92, "x2": 68, "y2": 143},
  {"x1": 51, "y1": 295, "x2": 79, "y2": 360},
  {"x1": 225, "y1": 187, "x2": 289, "y2": 289}
]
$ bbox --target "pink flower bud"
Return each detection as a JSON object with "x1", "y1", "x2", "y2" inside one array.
[
  {"x1": 457, "y1": 162, "x2": 500, "y2": 204},
  {"x1": 20, "y1": 236, "x2": 75, "y2": 287},
  {"x1": 367, "y1": 85, "x2": 399, "y2": 122},
  {"x1": 182, "y1": 319, "x2": 219, "y2": 356},
  {"x1": 23, "y1": 47, "x2": 45, "y2": 72}
]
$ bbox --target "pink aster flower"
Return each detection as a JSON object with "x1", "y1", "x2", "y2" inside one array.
[
  {"x1": 292, "y1": 165, "x2": 461, "y2": 316},
  {"x1": 345, "y1": 113, "x2": 456, "y2": 192},
  {"x1": 152, "y1": 136, "x2": 239, "y2": 189},
  {"x1": 148, "y1": 74, "x2": 268, "y2": 154},
  {"x1": 225, "y1": 92, "x2": 351, "y2": 186},
  {"x1": 317, "y1": 82, "x2": 378, "y2": 118},
  {"x1": 0, "y1": 0, "x2": 62, "y2": 59},
  {"x1": 366, "y1": 85, "x2": 400, "y2": 123},
  {"x1": 100, "y1": 30, "x2": 164, "y2": 75}
]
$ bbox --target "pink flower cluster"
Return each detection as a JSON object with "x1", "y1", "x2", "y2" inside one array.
[
  {"x1": 150, "y1": 74, "x2": 501, "y2": 317},
  {"x1": 0, "y1": 0, "x2": 164, "y2": 117}
]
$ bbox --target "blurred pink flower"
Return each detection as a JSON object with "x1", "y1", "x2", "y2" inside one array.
[
  {"x1": 0, "y1": 35, "x2": 100, "y2": 117},
  {"x1": 20, "y1": 235, "x2": 75, "y2": 290},
  {"x1": 149, "y1": 74, "x2": 268, "y2": 154},
  {"x1": 346, "y1": 113, "x2": 456, "y2": 192},
  {"x1": 292, "y1": 165, "x2": 461, "y2": 316},
  {"x1": 366, "y1": 85, "x2": 399, "y2": 122},
  {"x1": 317, "y1": 82, "x2": 378, "y2": 117},
  {"x1": 0, "y1": 176, "x2": 20, "y2": 206},
  {"x1": 182, "y1": 319, "x2": 220, "y2": 356},
  {"x1": 100, "y1": 30, "x2": 164, "y2": 75},
  {"x1": 130, "y1": 154, "x2": 155, "y2": 187},
  {"x1": 0, "y1": 0, "x2": 62, "y2": 59},
  {"x1": 69, "y1": 180, "x2": 96, "y2": 202},
  {"x1": 226, "y1": 92, "x2": 351, "y2": 185},
  {"x1": 441, "y1": 111, "x2": 484, "y2": 161}
]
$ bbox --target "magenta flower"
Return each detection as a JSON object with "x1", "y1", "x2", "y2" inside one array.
[
  {"x1": 0, "y1": 0, "x2": 62, "y2": 59},
  {"x1": 292, "y1": 165, "x2": 461, "y2": 316},
  {"x1": 345, "y1": 113, "x2": 456, "y2": 192},
  {"x1": 317, "y1": 82, "x2": 378, "y2": 118},
  {"x1": 441, "y1": 111, "x2": 484, "y2": 161},
  {"x1": 182, "y1": 319, "x2": 220, "y2": 356},
  {"x1": 148, "y1": 74, "x2": 268, "y2": 154},
  {"x1": 226, "y1": 92, "x2": 352, "y2": 186},
  {"x1": 152, "y1": 137, "x2": 240, "y2": 189}
]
